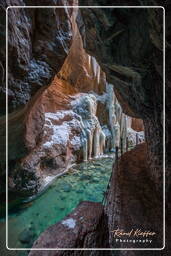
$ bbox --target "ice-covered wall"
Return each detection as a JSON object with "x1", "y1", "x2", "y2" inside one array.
[
  {"x1": 42, "y1": 84, "x2": 144, "y2": 166},
  {"x1": 71, "y1": 94, "x2": 106, "y2": 160},
  {"x1": 42, "y1": 93, "x2": 106, "y2": 163},
  {"x1": 104, "y1": 83, "x2": 144, "y2": 153}
]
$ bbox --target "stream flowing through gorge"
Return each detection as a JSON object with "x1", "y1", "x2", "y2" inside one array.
[{"x1": 0, "y1": 155, "x2": 114, "y2": 253}]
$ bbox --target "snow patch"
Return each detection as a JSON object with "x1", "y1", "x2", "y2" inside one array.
[
  {"x1": 62, "y1": 218, "x2": 76, "y2": 229},
  {"x1": 43, "y1": 175, "x2": 56, "y2": 186},
  {"x1": 45, "y1": 111, "x2": 73, "y2": 121}
]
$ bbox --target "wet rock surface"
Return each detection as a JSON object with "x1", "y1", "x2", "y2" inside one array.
[
  {"x1": 29, "y1": 201, "x2": 109, "y2": 254},
  {"x1": 105, "y1": 143, "x2": 164, "y2": 254}
]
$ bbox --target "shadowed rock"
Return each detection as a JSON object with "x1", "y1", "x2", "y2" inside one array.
[{"x1": 29, "y1": 201, "x2": 110, "y2": 255}]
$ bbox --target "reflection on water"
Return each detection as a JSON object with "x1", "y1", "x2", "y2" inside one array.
[{"x1": 0, "y1": 156, "x2": 114, "y2": 255}]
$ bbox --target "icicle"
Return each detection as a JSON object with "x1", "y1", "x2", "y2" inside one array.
[
  {"x1": 88, "y1": 55, "x2": 91, "y2": 68},
  {"x1": 127, "y1": 116, "x2": 132, "y2": 128},
  {"x1": 99, "y1": 129, "x2": 106, "y2": 155},
  {"x1": 72, "y1": 93, "x2": 107, "y2": 160},
  {"x1": 83, "y1": 138, "x2": 88, "y2": 161},
  {"x1": 97, "y1": 65, "x2": 101, "y2": 84},
  {"x1": 114, "y1": 122, "x2": 120, "y2": 148},
  {"x1": 92, "y1": 57, "x2": 98, "y2": 77},
  {"x1": 94, "y1": 127, "x2": 100, "y2": 158},
  {"x1": 120, "y1": 113, "x2": 124, "y2": 136},
  {"x1": 115, "y1": 102, "x2": 122, "y2": 122},
  {"x1": 122, "y1": 115, "x2": 127, "y2": 152},
  {"x1": 106, "y1": 83, "x2": 117, "y2": 151},
  {"x1": 87, "y1": 129, "x2": 93, "y2": 159}
]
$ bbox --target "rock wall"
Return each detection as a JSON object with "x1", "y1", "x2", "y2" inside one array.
[
  {"x1": 58, "y1": 8, "x2": 106, "y2": 95},
  {"x1": 0, "y1": 0, "x2": 75, "y2": 195},
  {"x1": 0, "y1": 0, "x2": 75, "y2": 114},
  {"x1": 77, "y1": 1, "x2": 170, "y2": 253},
  {"x1": 29, "y1": 201, "x2": 109, "y2": 254},
  {"x1": 131, "y1": 118, "x2": 144, "y2": 132},
  {"x1": 0, "y1": 2, "x2": 144, "y2": 197},
  {"x1": 0, "y1": 1, "x2": 168, "y2": 253},
  {"x1": 78, "y1": 0, "x2": 165, "y2": 193},
  {"x1": 105, "y1": 143, "x2": 163, "y2": 250}
]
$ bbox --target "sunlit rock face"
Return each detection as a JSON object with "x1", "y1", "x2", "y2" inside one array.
[
  {"x1": 7, "y1": 77, "x2": 78, "y2": 195},
  {"x1": 0, "y1": 0, "x2": 74, "y2": 115},
  {"x1": 0, "y1": 0, "x2": 75, "y2": 194},
  {"x1": 131, "y1": 118, "x2": 144, "y2": 132},
  {"x1": 0, "y1": 2, "x2": 144, "y2": 198},
  {"x1": 3, "y1": 54, "x2": 144, "y2": 197},
  {"x1": 58, "y1": 8, "x2": 106, "y2": 95}
]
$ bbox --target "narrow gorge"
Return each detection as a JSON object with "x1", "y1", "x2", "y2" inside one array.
[{"x1": 0, "y1": 1, "x2": 170, "y2": 256}]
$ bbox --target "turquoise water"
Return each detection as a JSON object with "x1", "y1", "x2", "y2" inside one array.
[{"x1": 0, "y1": 156, "x2": 113, "y2": 254}]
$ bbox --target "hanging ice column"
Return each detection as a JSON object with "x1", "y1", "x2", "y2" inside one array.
[
  {"x1": 120, "y1": 113, "x2": 128, "y2": 152},
  {"x1": 106, "y1": 83, "x2": 128, "y2": 152},
  {"x1": 88, "y1": 55, "x2": 91, "y2": 68},
  {"x1": 91, "y1": 57, "x2": 101, "y2": 85},
  {"x1": 106, "y1": 83, "x2": 118, "y2": 151},
  {"x1": 71, "y1": 94, "x2": 106, "y2": 161}
]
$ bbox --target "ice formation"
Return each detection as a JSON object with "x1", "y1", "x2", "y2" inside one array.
[
  {"x1": 43, "y1": 111, "x2": 82, "y2": 150},
  {"x1": 127, "y1": 128, "x2": 144, "y2": 147},
  {"x1": 105, "y1": 83, "x2": 144, "y2": 152},
  {"x1": 91, "y1": 57, "x2": 98, "y2": 77},
  {"x1": 42, "y1": 81, "x2": 144, "y2": 164},
  {"x1": 62, "y1": 218, "x2": 76, "y2": 229},
  {"x1": 97, "y1": 65, "x2": 101, "y2": 84},
  {"x1": 72, "y1": 94, "x2": 106, "y2": 160},
  {"x1": 114, "y1": 122, "x2": 120, "y2": 148},
  {"x1": 91, "y1": 56, "x2": 101, "y2": 84},
  {"x1": 88, "y1": 55, "x2": 91, "y2": 68}
]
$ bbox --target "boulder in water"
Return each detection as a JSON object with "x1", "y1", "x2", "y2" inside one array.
[{"x1": 19, "y1": 228, "x2": 35, "y2": 244}]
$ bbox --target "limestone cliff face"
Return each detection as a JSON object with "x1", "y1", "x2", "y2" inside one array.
[{"x1": 58, "y1": 10, "x2": 106, "y2": 95}]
